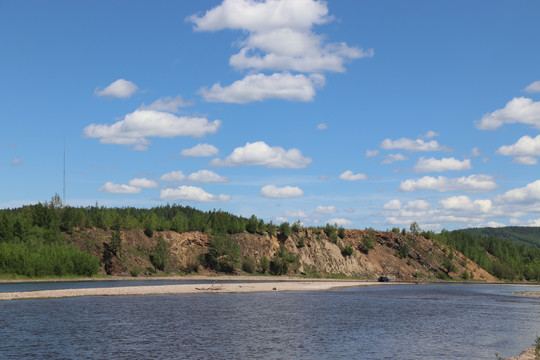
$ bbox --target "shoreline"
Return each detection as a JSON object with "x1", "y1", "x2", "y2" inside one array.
[{"x1": 0, "y1": 280, "x2": 390, "y2": 301}]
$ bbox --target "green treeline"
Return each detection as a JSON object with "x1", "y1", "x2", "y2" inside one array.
[{"x1": 437, "y1": 230, "x2": 540, "y2": 281}]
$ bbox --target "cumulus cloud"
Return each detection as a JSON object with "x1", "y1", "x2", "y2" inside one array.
[
  {"x1": 328, "y1": 217, "x2": 352, "y2": 226},
  {"x1": 381, "y1": 153, "x2": 408, "y2": 164},
  {"x1": 413, "y1": 157, "x2": 472, "y2": 173},
  {"x1": 188, "y1": 170, "x2": 229, "y2": 183},
  {"x1": 98, "y1": 182, "x2": 141, "y2": 194},
  {"x1": 128, "y1": 178, "x2": 159, "y2": 189},
  {"x1": 94, "y1": 79, "x2": 138, "y2": 99},
  {"x1": 200, "y1": 73, "x2": 324, "y2": 103},
  {"x1": 495, "y1": 180, "x2": 540, "y2": 204},
  {"x1": 283, "y1": 210, "x2": 308, "y2": 218},
  {"x1": 380, "y1": 137, "x2": 449, "y2": 152},
  {"x1": 188, "y1": 0, "x2": 372, "y2": 74},
  {"x1": 467, "y1": 147, "x2": 481, "y2": 158},
  {"x1": 421, "y1": 130, "x2": 439, "y2": 139},
  {"x1": 181, "y1": 143, "x2": 219, "y2": 157},
  {"x1": 496, "y1": 134, "x2": 540, "y2": 165},
  {"x1": 438, "y1": 195, "x2": 492, "y2": 213},
  {"x1": 317, "y1": 123, "x2": 328, "y2": 130},
  {"x1": 160, "y1": 186, "x2": 230, "y2": 202},
  {"x1": 210, "y1": 141, "x2": 312, "y2": 168},
  {"x1": 523, "y1": 81, "x2": 540, "y2": 93},
  {"x1": 260, "y1": 184, "x2": 303, "y2": 198},
  {"x1": 339, "y1": 170, "x2": 367, "y2": 181},
  {"x1": 399, "y1": 175, "x2": 498, "y2": 193},
  {"x1": 313, "y1": 205, "x2": 337, "y2": 216},
  {"x1": 475, "y1": 97, "x2": 540, "y2": 130},
  {"x1": 365, "y1": 149, "x2": 379, "y2": 158},
  {"x1": 160, "y1": 171, "x2": 186, "y2": 183},
  {"x1": 383, "y1": 199, "x2": 402, "y2": 210},
  {"x1": 83, "y1": 109, "x2": 221, "y2": 150},
  {"x1": 139, "y1": 95, "x2": 192, "y2": 113},
  {"x1": 407, "y1": 199, "x2": 431, "y2": 211}
]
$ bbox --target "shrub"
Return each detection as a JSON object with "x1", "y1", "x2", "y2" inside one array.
[
  {"x1": 338, "y1": 227, "x2": 346, "y2": 239},
  {"x1": 279, "y1": 222, "x2": 291, "y2": 238},
  {"x1": 342, "y1": 245, "x2": 354, "y2": 257},
  {"x1": 129, "y1": 266, "x2": 142, "y2": 277},
  {"x1": 150, "y1": 235, "x2": 168, "y2": 271},
  {"x1": 260, "y1": 256, "x2": 270, "y2": 274},
  {"x1": 330, "y1": 233, "x2": 339, "y2": 244},
  {"x1": 442, "y1": 257, "x2": 456, "y2": 274},
  {"x1": 291, "y1": 221, "x2": 301, "y2": 233},
  {"x1": 358, "y1": 236, "x2": 375, "y2": 254},
  {"x1": 270, "y1": 245, "x2": 298, "y2": 275},
  {"x1": 242, "y1": 257, "x2": 256, "y2": 274},
  {"x1": 297, "y1": 236, "x2": 305, "y2": 248},
  {"x1": 204, "y1": 235, "x2": 240, "y2": 273},
  {"x1": 391, "y1": 227, "x2": 400, "y2": 234},
  {"x1": 396, "y1": 244, "x2": 410, "y2": 259}
]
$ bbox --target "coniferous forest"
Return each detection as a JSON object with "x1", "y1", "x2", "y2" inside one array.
[{"x1": 0, "y1": 195, "x2": 538, "y2": 280}]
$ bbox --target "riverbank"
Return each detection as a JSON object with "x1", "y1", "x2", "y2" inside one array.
[
  {"x1": 504, "y1": 347, "x2": 536, "y2": 360},
  {"x1": 0, "y1": 279, "x2": 390, "y2": 300}
]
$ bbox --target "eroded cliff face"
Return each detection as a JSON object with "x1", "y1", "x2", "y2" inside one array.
[{"x1": 69, "y1": 228, "x2": 496, "y2": 281}]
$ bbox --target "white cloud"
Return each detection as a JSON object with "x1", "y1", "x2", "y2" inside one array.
[
  {"x1": 313, "y1": 205, "x2": 337, "y2": 216},
  {"x1": 83, "y1": 109, "x2": 221, "y2": 150},
  {"x1": 497, "y1": 134, "x2": 540, "y2": 165},
  {"x1": 139, "y1": 95, "x2": 191, "y2": 113},
  {"x1": 188, "y1": 170, "x2": 229, "y2": 183},
  {"x1": 438, "y1": 196, "x2": 492, "y2": 213},
  {"x1": 200, "y1": 73, "x2": 324, "y2": 103},
  {"x1": 128, "y1": 178, "x2": 159, "y2": 189},
  {"x1": 260, "y1": 184, "x2": 303, "y2": 199},
  {"x1": 467, "y1": 147, "x2": 481, "y2": 158},
  {"x1": 284, "y1": 209, "x2": 308, "y2": 218},
  {"x1": 317, "y1": 123, "x2": 328, "y2": 130},
  {"x1": 189, "y1": 0, "x2": 372, "y2": 73},
  {"x1": 160, "y1": 186, "x2": 230, "y2": 202},
  {"x1": 339, "y1": 170, "x2": 367, "y2": 181},
  {"x1": 399, "y1": 175, "x2": 498, "y2": 193},
  {"x1": 421, "y1": 130, "x2": 439, "y2": 139},
  {"x1": 380, "y1": 137, "x2": 449, "y2": 152},
  {"x1": 160, "y1": 171, "x2": 186, "y2": 183},
  {"x1": 94, "y1": 79, "x2": 138, "y2": 99},
  {"x1": 328, "y1": 217, "x2": 352, "y2": 226},
  {"x1": 495, "y1": 180, "x2": 540, "y2": 204},
  {"x1": 383, "y1": 199, "x2": 402, "y2": 210},
  {"x1": 98, "y1": 182, "x2": 141, "y2": 194},
  {"x1": 365, "y1": 149, "x2": 379, "y2": 158},
  {"x1": 523, "y1": 81, "x2": 540, "y2": 93},
  {"x1": 406, "y1": 199, "x2": 431, "y2": 211},
  {"x1": 181, "y1": 143, "x2": 219, "y2": 157},
  {"x1": 475, "y1": 97, "x2": 540, "y2": 130},
  {"x1": 210, "y1": 141, "x2": 312, "y2": 168},
  {"x1": 413, "y1": 157, "x2": 472, "y2": 173},
  {"x1": 381, "y1": 153, "x2": 408, "y2": 164}
]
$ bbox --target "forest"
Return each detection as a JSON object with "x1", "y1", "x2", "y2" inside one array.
[{"x1": 0, "y1": 195, "x2": 539, "y2": 280}]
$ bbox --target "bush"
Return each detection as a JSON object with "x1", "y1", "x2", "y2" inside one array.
[
  {"x1": 342, "y1": 245, "x2": 354, "y2": 257},
  {"x1": 338, "y1": 227, "x2": 346, "y2": 239},
  {"x1": 358, "y1": 236, "x2": 375, "y2": 254},
  {"x1": 279, "y1": 222, "x2": 291, "y2": 238},
  {"x1": 297, "y1": 236, "x2": 305, "y2": 248},
  {"x1": 204, "y1": 235, "x2": 240, "y2": 273},
  {"x1": 242, "y1": 257, "x2": 256, "y2": 273},
  {"x1": 150, "y1": 235, "x2": 168, "y2": 271},
  {"x1": 270, "y1": 245, "x2": 298, "y2": 275},
  {"x1": 259, "y1": 256, "x2": 270, "y2": 274},
  {"x1": 291, "y1": 221, "x2": 301, "y2": 233},
  {"x1": 396, "y1": 244, "x2": 409, "y2": 259}
]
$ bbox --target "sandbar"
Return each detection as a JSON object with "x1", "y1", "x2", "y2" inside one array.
[{"x1": 0, "y1": 280, "x2": 387, "y2": 301}]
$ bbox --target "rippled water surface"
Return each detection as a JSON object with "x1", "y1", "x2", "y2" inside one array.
[{"x1": 0, "y1": 283, "x2": 538, "y2": 359}]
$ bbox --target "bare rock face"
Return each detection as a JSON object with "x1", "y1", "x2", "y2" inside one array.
[{"x1": 68, "y1": 227, "x2": 497, "y2": 281}]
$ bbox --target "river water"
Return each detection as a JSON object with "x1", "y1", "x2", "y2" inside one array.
[{"x1": 0, "y1": 283, "x2": 538, "y2": 359}]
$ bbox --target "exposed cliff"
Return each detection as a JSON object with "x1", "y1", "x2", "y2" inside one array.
[{"x1": 67, "y1": 227, "x2": 496, "y2": 281}]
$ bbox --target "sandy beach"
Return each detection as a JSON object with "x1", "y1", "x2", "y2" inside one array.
[{"x1": 0, "y1": 279, "x2": 386, "y2": 301}]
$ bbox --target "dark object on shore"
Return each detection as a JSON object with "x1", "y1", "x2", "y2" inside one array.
[{"x1": 378, "y1": 276, "x2": 390, "y2": 282}]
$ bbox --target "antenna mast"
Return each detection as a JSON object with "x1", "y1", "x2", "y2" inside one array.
[{"x1": 63, "y1": 139, "x2": 66, "y2": 205}]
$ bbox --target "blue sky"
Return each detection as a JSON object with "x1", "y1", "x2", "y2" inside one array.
[{"x1": 1, "y1": 0, "x2": 540, "y2": 231}]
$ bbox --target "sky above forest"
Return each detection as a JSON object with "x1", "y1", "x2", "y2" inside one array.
[{"x1": 1, "y1": 0, "x2": 540, "y2": 231}]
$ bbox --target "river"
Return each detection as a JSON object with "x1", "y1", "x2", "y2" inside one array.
[{"x1": 0, "y1": 283, "x2": 538, "y2": 359}]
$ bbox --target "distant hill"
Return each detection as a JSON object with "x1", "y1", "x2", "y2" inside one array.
[{"x1": 459, "y1": 227, "x2": 540, "y2": 248}]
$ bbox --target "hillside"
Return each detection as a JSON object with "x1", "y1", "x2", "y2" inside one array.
[
  {"x1": 66, "y1": 227, "x2": 496, "y2": 281},
  {"x1": 459, "y1": 227, "x2": 540, "y2": 248}
]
